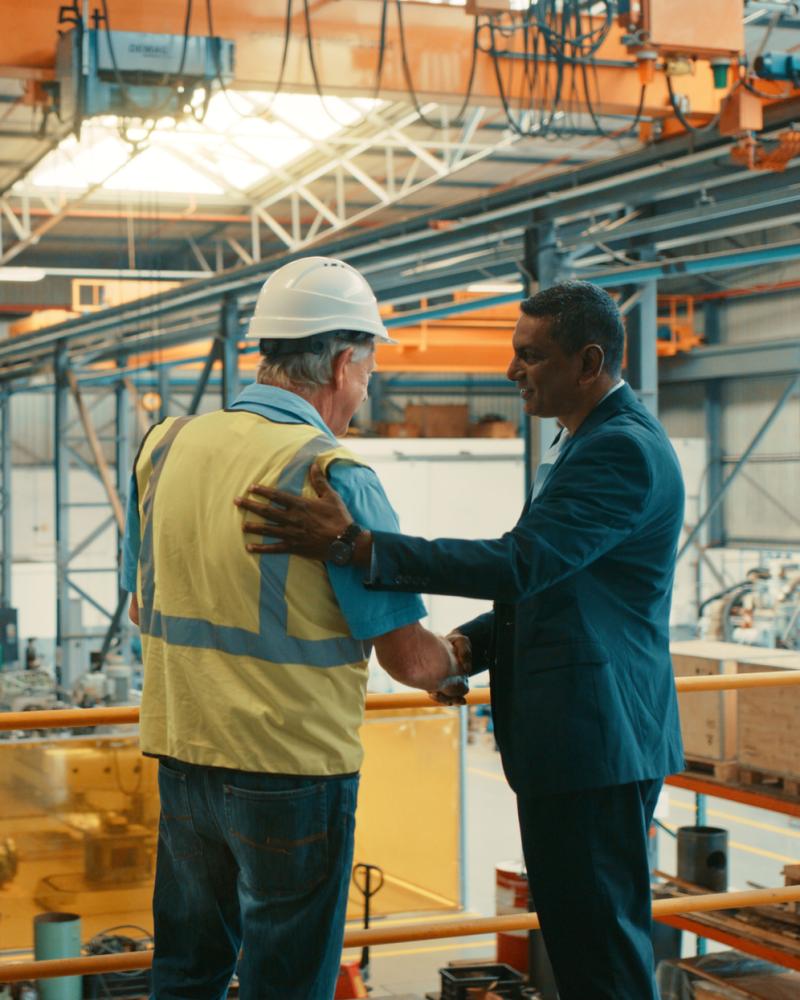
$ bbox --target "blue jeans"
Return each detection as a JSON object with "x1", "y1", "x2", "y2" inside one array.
[{"x1": 151, "y1": 758, "x2": 359, "y2": 1000}]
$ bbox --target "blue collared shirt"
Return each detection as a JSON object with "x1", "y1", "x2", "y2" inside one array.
[{"x1": 121, "y1": 383, "x2": 426, "y2": 640}]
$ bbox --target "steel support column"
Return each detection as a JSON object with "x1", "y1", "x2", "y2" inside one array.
[
  {"x1": 54, "y1": 344, "x2": 74, "y2": 687},
  {"x1": 187, "y1": 343, "x2": 221, "y2": 416},
  {"x1": 531, "y1": 220, "x2": 563, "y2": 292},
  {"x1": 158, "y1": 367, "x2": 171, "y2": 421},
  {"x1": 114, "y1": 357, "x2": 131, "y2": 662},
  {"x1": 220, "y1": 295, "x2": 241, "y2": 407},
  {"x1": 703, "y1": 302, "x2": 725, "y2": 546},
  {"x1": 0, "y1": 387, "x2": 11, "y2": 608},
  {"x1": 522, "y1": 222, "x2": 560, "y2": 494},
  {"x1": 368, "y1": 372, "x2": 386, "y2": 428},
  {"x1": 624, "y1": 248, "x2": 658, "y2": 416}
]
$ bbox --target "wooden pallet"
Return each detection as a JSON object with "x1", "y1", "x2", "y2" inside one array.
[
  {"x1": 738, "y1": 767, "x2": 800, "y2": 798},
  {"x1": 683, "y1": 756, "x2": 740, "y2": 783}
]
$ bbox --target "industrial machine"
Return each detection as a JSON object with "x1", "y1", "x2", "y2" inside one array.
[
  {"x1": 0, "y1": 667, "x2": 62, "y2": 716},
  {"x1": 0, "y1": 608, "x2": 19, "y2": 669},
  {"x1": 6, "y1": 739, "x2": 159, "y2": 913},
  {"x1": 54, "y1": 3, "x2": 234, "y2": 127},
  {"x1": 699, "y1": 561, "x2": 800, "y2": 649}
]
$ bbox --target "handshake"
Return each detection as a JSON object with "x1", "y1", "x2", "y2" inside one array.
[{"x1": 431, "y1": 631, "x2": 472, "y2": 706}]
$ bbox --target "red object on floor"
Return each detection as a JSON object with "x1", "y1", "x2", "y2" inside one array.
[
  {"x1": 335, "y1": 961, "x2": 368, "y2": 999},
  {"x1": 495, "y1": 862, "x2": 529, "y2": 974}
]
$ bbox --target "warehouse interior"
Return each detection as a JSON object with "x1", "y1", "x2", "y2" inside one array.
[{"x1": 1, "y1": 0, "x2": 800, "y2": 997}]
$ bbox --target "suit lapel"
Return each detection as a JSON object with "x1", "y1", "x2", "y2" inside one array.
[
  {"x1": 518, "y1": 424, "x2": 566, "y2": 519},
  {"x1": 531, "y1": 384, "x2": 639, "y2": 500}
]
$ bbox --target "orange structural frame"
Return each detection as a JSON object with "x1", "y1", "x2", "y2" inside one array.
[
  {"x1": 71, "y1": 290, "x2": 702, "y2": 381},
  {"x1": 666, "y1": 772, "x2": 800, "y2": 820},
  {"x1": 656, "y1": 914, "x2": 800, "y2": 972},
  {"x1": 2, "y1": 0, "x2": 745, "y2": 122}
]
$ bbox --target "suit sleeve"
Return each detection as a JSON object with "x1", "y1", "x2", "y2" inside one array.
[
  {"x1": 367, "y1": 433, "x2": 652, "y2": 603},
  {"x1": 456, "y1": 611, "x2": 495, "y2": 676}
]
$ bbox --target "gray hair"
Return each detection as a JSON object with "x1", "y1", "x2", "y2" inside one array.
[{"x1": 256, "y1": 335, "x2": 374, "y2": 394}]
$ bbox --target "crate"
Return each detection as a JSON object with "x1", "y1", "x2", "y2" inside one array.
[
  {"x1": 737, "y1": 651, "x2": 800, "y2": 788},
  {"x1": 671, "y1": 641, "x2": 798, "y2": 775},
  {"x1": 440, "y1": 963, "x2": 524, "y2": 1000},
  {"x1": 405, "y1": 404, "x2": 470, "y2": 438},
  {"x1": 671, "y1": 641, "x2": 743, "y2": 765},
  {"x1": 376, "y1": 420, "x2": 421, "y2": 438},
  {"x1": 469, "y1": 420, "x2": 517, "y2": 439}
]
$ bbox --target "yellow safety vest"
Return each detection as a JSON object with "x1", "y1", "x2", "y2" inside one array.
[{"x1": 134, "y1": 410, "x2": 370, "y2": 775}]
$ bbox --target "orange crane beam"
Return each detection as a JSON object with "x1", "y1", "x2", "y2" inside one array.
[{"x1": 3, "y1": 1, "x2": 740, "y2": 121}]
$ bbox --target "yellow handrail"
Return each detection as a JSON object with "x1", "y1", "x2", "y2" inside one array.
[
  {"x1": 1, "y1": 885, "x2": 799, "y2": 982},
  {"x1": 2, "y1": 670, "x2": 800, "y2": 731}
]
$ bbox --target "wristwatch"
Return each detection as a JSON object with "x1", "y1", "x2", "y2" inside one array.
[{"x1": 328, "y1": 522, "x2": 364, "y2": 567}]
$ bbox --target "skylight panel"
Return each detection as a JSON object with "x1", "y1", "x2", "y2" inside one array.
[{"x1": 18, "y1": 91, "x2": 382, "y2": 198}]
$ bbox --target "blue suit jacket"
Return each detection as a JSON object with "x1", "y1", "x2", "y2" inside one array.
[{"x1": 370, "y1": 384, "x2": 685, "y2": 796}]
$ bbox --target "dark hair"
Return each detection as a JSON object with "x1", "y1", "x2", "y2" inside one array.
[{"x1": 520, "y1": 281, "x2": 624, "y2": 377}]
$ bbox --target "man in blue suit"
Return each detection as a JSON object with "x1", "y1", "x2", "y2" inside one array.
[{"x1": 236, "y1": 281, "x2": 685, "y2": 1000}]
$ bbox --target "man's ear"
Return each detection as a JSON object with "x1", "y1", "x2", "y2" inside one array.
[
  {"x1": 580, "y1": 344, "x2": 605, "y2": 383},
  {"x1": 331, "y1": 347, "x2": 354, "y2": 390}
]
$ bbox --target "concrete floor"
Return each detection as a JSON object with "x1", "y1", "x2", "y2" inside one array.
[{"x1": 349, "y1": 734, "x2": 800, "y2": 998}]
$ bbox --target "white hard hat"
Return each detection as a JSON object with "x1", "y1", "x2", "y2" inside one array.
[{"x1": 247, "y1": 256, "x2": 395, "y2": 344}]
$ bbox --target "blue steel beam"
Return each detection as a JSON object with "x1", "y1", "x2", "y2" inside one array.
[
  {"x1": 580, "y1": 240, "x2": 800, "y2": 287},
  {"x1": 660, "y1": 338, "x2": 800, "y2": 383},
  {"x1": 558, "y1": 162, "x2": 800, "y2": 245}
]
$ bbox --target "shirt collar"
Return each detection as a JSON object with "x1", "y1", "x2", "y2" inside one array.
[
  {"x1": 230, "y1": 382, "x2": 337, "y2": 440},
  {"x1": 599, "y1": 378, "x2": 625, "y2": 405},
  {"x1": 556, "y1": 380, "x2": 626, "y2": 446}
]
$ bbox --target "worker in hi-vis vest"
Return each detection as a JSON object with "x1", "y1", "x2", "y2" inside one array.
[{"x1": 121, "y1": 257, "x2": 469, "y2": 1000}]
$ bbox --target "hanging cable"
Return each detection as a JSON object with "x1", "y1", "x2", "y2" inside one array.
[
  {"x1": 666, "y1": 73, "x2": 723, "y2": 135},
  {"x1": 373, "y1": 0, "x2": 389, "y2": 100},
  {"x1": 206, "y1": 0, "x2": 292, "y2": 119},
  {"x1": 393, "y1": 0, "x2": 480, "y2": 129},
  {"x1": 302, "y1": 0, "x2": 357, "y2": 127}
]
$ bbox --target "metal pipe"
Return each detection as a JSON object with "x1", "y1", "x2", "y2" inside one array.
[
  {"x1": 2, "y1": 885, "x2": 800, "y2": 983},
  {"x1": 4, "y1": 671, "x2": 800, "y2": 731}
]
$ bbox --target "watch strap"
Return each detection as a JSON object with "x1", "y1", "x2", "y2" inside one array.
[{"x1": 337, "y1": 522, "x2": 363, "y2": 545}]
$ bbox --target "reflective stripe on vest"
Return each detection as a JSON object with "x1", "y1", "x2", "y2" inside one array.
[{"x1": 138, "y1": 419, "x2": 365, "y2": 667}]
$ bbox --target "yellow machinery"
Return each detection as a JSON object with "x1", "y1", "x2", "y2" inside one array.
[{"x1": 0, "y1": 707, "x2": 463, "y2": 953}]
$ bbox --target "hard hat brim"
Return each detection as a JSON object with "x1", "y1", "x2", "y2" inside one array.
[{"x1": 247, "y1": 314, "x2": 396, "y2": 345}]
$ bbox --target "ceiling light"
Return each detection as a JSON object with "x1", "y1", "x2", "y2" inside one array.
[
  {"x1": 0, "y1": 267, "x2": 46, "y2": 282},
  {"x1": 467, "y1": 281, "x2": 523, "y2": 293}
]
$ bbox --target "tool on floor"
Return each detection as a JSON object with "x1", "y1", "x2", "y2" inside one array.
[{"x1": 352, "y1": 862, "x2": 384, "y2": 981}]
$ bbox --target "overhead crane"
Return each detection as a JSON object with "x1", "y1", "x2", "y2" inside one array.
[{"x1": 0, "y1": 0, "x2": 794, "y2": 139}]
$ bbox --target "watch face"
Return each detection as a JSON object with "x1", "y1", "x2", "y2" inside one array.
[{"x1": 329, "y1": 539, "x2": 353, "y2": 567}]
